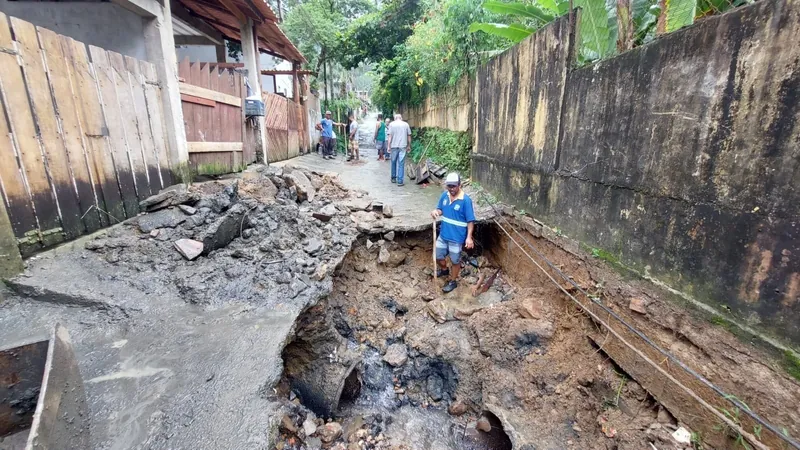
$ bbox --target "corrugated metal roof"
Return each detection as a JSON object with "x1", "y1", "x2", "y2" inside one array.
[{"x1": 172, "y1": 17, "x2": 203, "y2": 36}]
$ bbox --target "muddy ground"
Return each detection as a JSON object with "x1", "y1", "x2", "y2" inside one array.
[{"x1": 1, "y1": 163, "x2": 798, "y2": 450}]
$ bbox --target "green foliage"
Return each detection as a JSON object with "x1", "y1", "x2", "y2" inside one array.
[
  {"x1": 782, "y1": 350, "x2": 800, "y2": 382},
  {"x1": 468, "y1": 23, "x2": 536, "y2": 42},
  {"x1": 575, "y1": 0, "x2": 613, "y2": 61},
  {"x1": 409, "y1": 127, "x2": 472, "y2": 175},
  {"x1": 665, "y1": 0, "x2": 696, "y2": 32}
]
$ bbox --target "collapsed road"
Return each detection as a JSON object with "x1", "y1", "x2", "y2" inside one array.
[{"x1": 0, "y1": 157, "x2": 799, "y2": 450}]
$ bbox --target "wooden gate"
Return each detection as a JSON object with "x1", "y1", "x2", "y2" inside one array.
[
  {"x1": 264, "y1": 92, "x2": 306, "y2": 162},
  {"x1": 178, "y1": 58, "x2": 252, "y2": 173},
  {"x1": 0, "y1": 13, "x2": 172, "y2": 255}
]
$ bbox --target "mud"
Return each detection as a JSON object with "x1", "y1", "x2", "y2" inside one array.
[{"x1": 274, "y1": 223, "x2": 800, "y2": 450}]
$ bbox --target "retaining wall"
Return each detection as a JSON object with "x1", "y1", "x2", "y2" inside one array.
[{"x1": 468, "y1": 0, "x2": 799, "y2": 345}]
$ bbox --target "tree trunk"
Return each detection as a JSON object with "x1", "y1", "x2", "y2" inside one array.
[
  {"x1": 276, "y1": 0, "x2": 283, "y2": 22},
  {"x1": 323, "y1": 49, "x2": 329, "y2": 105}
]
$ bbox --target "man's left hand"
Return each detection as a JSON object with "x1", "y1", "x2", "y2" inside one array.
[{"x1": 465, "y1": 237, "x2": 474, "y2": 249}]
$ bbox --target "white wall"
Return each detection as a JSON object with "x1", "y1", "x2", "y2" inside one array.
[{"x1": 0, "y1": 1, "x2": 147, "y2": 60}]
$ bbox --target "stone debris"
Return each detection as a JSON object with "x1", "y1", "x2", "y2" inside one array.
[
  {"x1": 381, "y1": 205, "x2": 393, "y2": 218},
  {"x1": 476, "y1": 416, "x2": 492, "y2": 432},
  {"x1": 448, "y1": 400, "x2": 468, "y2": 416},
  {"x1": 283, "y1": 170, "x2": 316, "y2": 202},
  {"x1": 302, "y1": 417, "x2": 317, "y2": 436},
  {"x1": 518, "y1": 297, "x2": 543, "y2": 319},
  {"x1": 137, "y1": 208, "x2": 186, "y2": 233},
  {"x1": 318, "y1": 422, "x2": 343, "y2": 443},
  {"x1": 174, "y1": 239, "x2": 203, "y2": 260},
  {"x1": 382, "y1": 343, "x2": 408, "y2": 367},
  {"x1": 342, "y1": 197, "x2": 372, "y2": 212},
  {"x1": 384, "y1": 231, "x2": 395, "y2": 241},
  {"x1": 198, "y1": 204, "x2": 252, "y2": 255},
  {"x1": 178, "y1": 204, "x2": 197, "y2": 215},
  {"x1": 672, "y1": 426, "x2": 692, "y2": 444},
  {"x1": 138, "y1": 184, "x2": 200, "y2": 212},
  {"x1": 378, "y1": 247, "x2": 390, "y2": 264},
  {"x1": 304, "y1": 238, "x2": 325, "y2": 256},
  {"x1": 629, "y1": 297, "x2": 647, "y2": 314}
]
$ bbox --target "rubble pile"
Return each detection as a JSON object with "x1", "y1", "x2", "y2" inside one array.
[{"x1": 82, "y1": 166, "x2": 377, "y2": 309}]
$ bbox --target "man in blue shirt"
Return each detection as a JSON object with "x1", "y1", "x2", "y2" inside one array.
[
  {"x1": 430, "y1": 172, "x2": 476, "y2": 293},
  {"x1": 316, "y1": 111, "x2": 344, "y2": 159}
]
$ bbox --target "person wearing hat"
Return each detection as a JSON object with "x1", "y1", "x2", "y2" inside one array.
[
  {"x1": 430, "y1": 172, "x2": 476, "y2": 293},
  {"x1": 317, "y1": 111, "x2": 345, "y2": 159}
]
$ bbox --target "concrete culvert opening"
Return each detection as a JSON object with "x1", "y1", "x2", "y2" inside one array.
[{"x1": 276, "y1": 224, "x2": 800, "y2": 450}]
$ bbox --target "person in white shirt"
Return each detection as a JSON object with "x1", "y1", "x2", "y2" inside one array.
[
  {"x1": 347, "y1": 112, "x2": 360, "y2": 161},
  {"x1": 386, "y1": 114, "x2": 411, "y2": 186}
]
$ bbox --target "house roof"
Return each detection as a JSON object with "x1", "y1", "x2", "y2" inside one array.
[{"x1": 175, "y1": 0, "x2": 305, "y2": 64}]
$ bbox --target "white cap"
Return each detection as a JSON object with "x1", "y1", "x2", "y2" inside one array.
[{"x1": 445, "y1": 173, "x2": 460, "y2": 186}]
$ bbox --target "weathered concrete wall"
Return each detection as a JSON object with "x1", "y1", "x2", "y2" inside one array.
[
  {"x1": 473, "y1": 0, "x2": 800, "y2": 345},
  {"x1": 401, "y1": 76, "x2": 473, "y2": 131},
  {"x1": 0, "y1": 1, "x2": 146, "y2": 59}
]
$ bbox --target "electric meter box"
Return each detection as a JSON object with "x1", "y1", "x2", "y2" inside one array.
[{"x1": 245, "y1": 96, "x2": 265, "y2": 117}]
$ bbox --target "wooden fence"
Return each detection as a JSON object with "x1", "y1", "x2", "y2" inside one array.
[
  {"x1": 264, "y1": 92, "x2": 305, "y2": 163},
  {"x1": 0, "y1": 13, "x2": 172, "y2": 255},
  {"x1": 178, "y1": 58, "x2": 253, "y2": 173}
]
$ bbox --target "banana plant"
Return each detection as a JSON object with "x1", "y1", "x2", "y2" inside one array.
[{"x1": 468, "y1": 0, "x2": 567, "y2": 43}]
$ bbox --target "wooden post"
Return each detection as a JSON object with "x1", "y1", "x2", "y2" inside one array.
[
  {"x1": 292, "y1": 62, "x2": 300, "y2": 103},
  {"x1": 215, "y1": 43, "x2": 227, "y2": 63}
]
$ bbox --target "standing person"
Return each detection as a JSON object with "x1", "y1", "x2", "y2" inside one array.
[
  {"x1": 347, "y1": 113, "x2": 360, "y2": 161},
  {"x1": 386, "y1": 113, "x2": 411, "y2": 186},
  {"x1": 374, "y1": 114, "x2": 387, "y2": 161},
  {"x1": 430, "y1": 173, "x2": 476, "y2": 293},
  {"x1": 317, "y1": 111, "x2": 344, "y2": 160},
  {"x1": 384, "y1": 118, "x2": 391, "y2": 161}
]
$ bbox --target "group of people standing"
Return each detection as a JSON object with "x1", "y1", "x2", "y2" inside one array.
[{"x1": 317, "y1": 110, "x2": 474, "y2": 293}]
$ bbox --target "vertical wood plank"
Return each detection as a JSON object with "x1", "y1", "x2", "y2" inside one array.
[
  {"x1": 179, "y1": 57, "x2": 195, "y2": 142},
  {"x1": 190, "y1": 62, "x2": 204, "y2": 141},
  {"x1": 11, "y1": 17, "x2": 84, "y2": 240},
  {"x1": 89, "y1": 46, "x2": 139, "y2": 218},
  {"x1": 62, "y1": 36, "x2": 124, "y2": 225},
  {"x1": 107, "y1": 51, "x2": 149, "y2": 199},
  {"x1": 209, "y1": 66, "x2": 221, "y2": 143},
  {"x1": 38, "y1": 26, "x2": 103, "y2": 232},
  {"x1": 125, "y1": 56, "x2": 159, "y2": 193},
  {"x1": 140, "y1": 61, "x2": 172, "y2": 187},
  {"x1": 0, "y1": 13, "x2": 38, "y2": 240}
]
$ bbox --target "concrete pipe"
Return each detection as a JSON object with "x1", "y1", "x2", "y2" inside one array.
[{"x1": 288, "y1": 355, "x2": 361, "y2": 418}]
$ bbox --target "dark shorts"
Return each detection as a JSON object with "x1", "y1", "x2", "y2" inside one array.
[{"x1": 322, "y1": 137, "x2": 334, "y2": 155}]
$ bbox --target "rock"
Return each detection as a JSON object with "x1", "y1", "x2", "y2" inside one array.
[
  {"x1": 382, "y1": 205, "x2": 393, "y2": 218},
  {"x1": 378, "y1": 247, "x2": 390, "y2": 264},
  {"x1": 84, "y1": 239, "x2": 106, "y2": 251},
  {"x1": 198, "y1": 204, "x2": 251, "y2": 254},
  {"x1": 139, "y1": 184, "x2": 200, "y2": 212},
  {"x1": 426, "y1": 375, "x2": 444, "y2": 401},
  {"x1": 518, "y1": 298, "x2": 543, "y2": 319},
  {"x1": 318, "y1": 422, "x2": 342, "y2": 443},
  {"x1": 427, "y1": 301, "x2": 448, "y2": 324},
  {"x1": 383, "y1": 343, "x2": 408, "y2": 367},
  {"x1": 448, "y1": 400, "x2": 468, "y2": 416},
  {"x1": 303, "y1": 417, "x2": 317, "y2": 436},
  {"x1": 313, "y1": 264, "x2": 330, "y2": 281},
  {"x1": 283, "y1": 170, "x2": 316, "y2": 202},
  {"x1": 306, "y1": 437, "x2": 323, "y2": 450},
  {"x1": 657, "y1": 407, "x2": 676, "y2": 425},
  {"x1": 137, "y1": 208, "x2": 186, "y2": 233},
  {"x1": 672, "y1": 427, "x2": 692, "y2": 444},
  {"x1": 353, "y1": 263, "x2": 366, "y2": 273},
  {"x1": 477, "y1": 290, "x2": 503, "y2": 307},
  {"x1": 174, "y1": 239, "x2": 203, "y2": 260},
  {"x1": 312, "y1": 212, "x2": 332, "y2": 222},
  {"x1": 178, "y1": 204, "x2": 197, "y2": 215},
  {"x1": 320, "y1": 203, "x2": 338, "y2": 217},
  {"x1": 476, "y1": 417, "x2": 491, "y2": 433},
  {"x1": 342, "y1": 197, "x2": 372, "y2": 212},
  {"x1": 454, "y1": 304, "x2": 485, "y2": 320},
  {"x1": 629, "y1": 297, "x2": 647, "y2": 314},
  {"x1": 304, "y1": 238, "x2": 325, "y2": 255},
  {"x1": 366, "y1": 240, "x2": 374, "y2": 250},
  {"x1": 280, "y1": 414, "x2": 297, "y2": 433},
  {"x1": 384, "y1": 231, "x2": 395, "y2": 241}
]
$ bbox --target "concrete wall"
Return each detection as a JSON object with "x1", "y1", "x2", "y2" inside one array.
[
  {"x1": 472, "y1": 0, "x2": 800, "y2": 345},
  {"x1": 401, "y1": 76, "x2": 472, "y2": 131},
  {"x1": 0, "y1": 1, "x2": 146, "y2": 59}
]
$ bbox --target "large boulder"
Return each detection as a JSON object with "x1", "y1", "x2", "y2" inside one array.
[
  {"x1": 283, "y1": 170, "x2": 316, "y2": 202},
  {"x1": 197, "y1": 204, "x2": 252, "y2": 254}
]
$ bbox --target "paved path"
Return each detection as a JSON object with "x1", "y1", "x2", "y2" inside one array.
[{"x1": 276, "y1": 113, "x2": 445, "y2": 231}]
